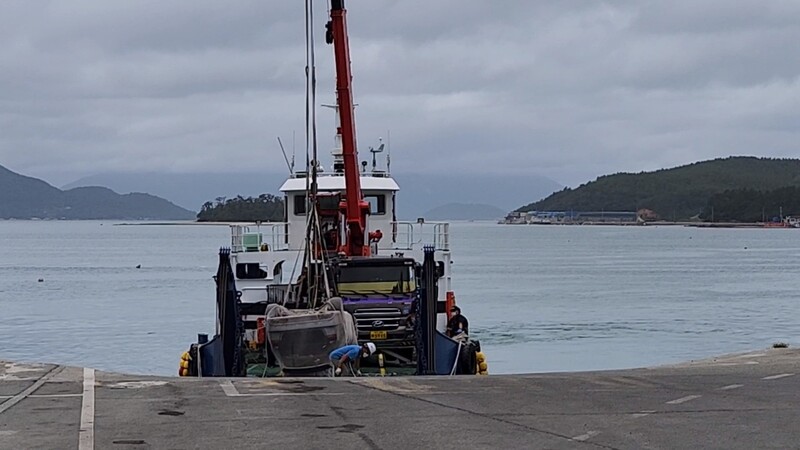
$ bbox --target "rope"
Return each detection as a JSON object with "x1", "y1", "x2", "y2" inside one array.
[
  {"x1": 280, "y1": 0, "x2": 317, "y2": 308},
  {"x1": 300, "y1": 0, "x2": 334, "y2": 310},
  {"x1": 308, "y1": 0, "x2": 333, "y2": 305},
  {"x1": 450, "y1": 341, "x2": 462, "y2": 376},
  {"x1": 309, "y1": 0, "x2": 319, "y2": 181},
  {"x1": 303, "y1": 0, "x2": 313, "y2": 306}
]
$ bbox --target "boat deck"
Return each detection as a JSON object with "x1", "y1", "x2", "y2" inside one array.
[{"x1": 2, "y1": 349, "x2": 800, "y2": 449}]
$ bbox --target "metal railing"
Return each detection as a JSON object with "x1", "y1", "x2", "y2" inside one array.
[
  {"x1": 230, "y1": 224, "x2": 290, "y2": 253},
  {"x1": 390, "y1": 221, "x2": 450, "y2": 251},
  {"x1": 230, "y1": 220, "x2": 450, "y2": 253}
]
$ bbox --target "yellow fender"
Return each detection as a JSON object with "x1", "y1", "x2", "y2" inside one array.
[
  {"x1": 475, "y1": 352, "x2": 488, "y2": 375},
  {"x1": 179, "y1": 351, "x2": 193, "y2": 376}
]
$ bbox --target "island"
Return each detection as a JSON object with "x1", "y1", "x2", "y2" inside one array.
[
  {"x1": 0, "y1": 164, "x2": 195, "y2": 220},
  {"x1": 506, "y1": 157, "x2": 800, "y2": 225}
]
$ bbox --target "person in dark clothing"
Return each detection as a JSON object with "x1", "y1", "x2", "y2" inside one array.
[
  {"x1": 447, "y1": 305, "x2": 469, "y2": 338},
  {"x1": 294, "y1": 267, "x2": 309, "y2": 305}
]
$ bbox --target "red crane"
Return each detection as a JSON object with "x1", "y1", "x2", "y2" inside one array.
[{"x1": 327, "y1": 0, "x2": 381, "y2": 256}]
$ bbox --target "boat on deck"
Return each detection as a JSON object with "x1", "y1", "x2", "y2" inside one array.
[{"x1": 179, "y1": 0, "x2": 486, "y2": 378}]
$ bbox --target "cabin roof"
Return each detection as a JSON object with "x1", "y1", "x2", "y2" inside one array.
[{"x1": 280, "y1": 174, "x2": 399, "y2": 192}]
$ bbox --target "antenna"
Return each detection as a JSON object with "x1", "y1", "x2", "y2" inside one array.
[
  {"x1": 277, "y1": 137, "x2": 293, "y2": 174},
  {"x1": 386, "y1": 130, "x2": 391, "y2": 174},
  {"x1": 369, "y1": 137, "x2": 385, "y2": 171},
  {"x1": 291, "y1": 130, "x2": 296, "y2": 172}
]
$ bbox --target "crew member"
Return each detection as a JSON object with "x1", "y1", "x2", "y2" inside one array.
[
  {"x1": 294, "y1": 267, "x2": 309, "y2": 304},
  {"x1": 447, "y1": 305, "x2": 469, "y2": 339},
  {"x1": 329, "y1": 342, "x2": 376, "y2": 376}
]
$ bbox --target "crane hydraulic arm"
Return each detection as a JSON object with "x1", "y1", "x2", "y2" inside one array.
[{"x1": 327, "y1": 0, "x2": 372, "y2": 256}]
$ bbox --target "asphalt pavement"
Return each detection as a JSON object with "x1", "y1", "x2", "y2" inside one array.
[{"x1": 2, "y1": 348, "x2": 799, "y2": 449}]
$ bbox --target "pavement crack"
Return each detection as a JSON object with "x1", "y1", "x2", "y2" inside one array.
[
  {"x1": 357, "y1": 432, "x2": 382, "y2": 450},
  {"x1": 349, "y1": 380, "x2": 620, "y2": 449},
  {"x1": 317, "y1": 396, "x2": 384, "y2": 450},
  {"x1": 329, "y1": 405, "x2": 347, "y2": 419}
]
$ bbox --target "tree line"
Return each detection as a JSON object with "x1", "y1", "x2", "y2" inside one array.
[
  {"x1": 702, "y1": 186, "x2": 800, "y2": 222},
  {"x1": 197, "y1": 194, "x2": 284, "y2": 222}
]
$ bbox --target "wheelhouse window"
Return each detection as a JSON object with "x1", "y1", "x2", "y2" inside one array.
[
  {"x1": 293, "y1": 195, "x2": 307, "y2": 216},
  {"x1": 318, "y1": 194, "x2": 341, "y2": 211},
  {"x1": 236, "y1": 263, "x2": 268, "y2": 280},
  {"x1": 293, "y1": 194, "x2": 341, "y2": 216},
  {"x1": 365, "y1": 194, "x2": 386, "y2": 215},
  {"x1": 337, "y1": 265, "x2": 415, "y2": 295}
]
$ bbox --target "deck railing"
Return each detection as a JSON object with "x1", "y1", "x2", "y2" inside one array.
[
  {"x1": 230, "y1": 221, "x2": 450, "y2": 253},
  {"x1": 390, "y1": 221, "x2": 449, "y2": 251},
  {"x1": 230, "y1": 223, "x2": 289, "y2": 253}
]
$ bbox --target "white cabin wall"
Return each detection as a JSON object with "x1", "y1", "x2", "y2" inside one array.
[
  {"x1": 283, "y1": 189, "x2": 397, "y2": 251},
  {"x1": 287, "y1": 193, "x2": 307, "y2": 250},
  {"x1": 362, "y1": 190, "x2": 394, "y2": 251}
]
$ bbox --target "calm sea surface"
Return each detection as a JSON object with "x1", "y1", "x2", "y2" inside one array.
[{"x1": 1, "y1": 221, "x2": 799, "y2": 376}]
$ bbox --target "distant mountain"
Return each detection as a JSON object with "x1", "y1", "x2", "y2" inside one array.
[
  {"x1": 394, "y1": 173, "x2": 561, "y2": 220},
  {"x1": 0, "y1": 164, "x2": 195, "y2": 220},
  {"x1": 63, "y1": 172, "x2": 287, "y2": 214},
  {"x1": 63, "y1": 171, "x2": 562, "y2": 219},
  {"x1": 423, "y1": 203, "x2": 506, "y2": 221},
  {"x1": 515, "y1": 157, "x2": 800, "y2": 221}
]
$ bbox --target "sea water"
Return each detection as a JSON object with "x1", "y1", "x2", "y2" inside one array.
[{"x1": 1, "y1": 220, "x2": 798, "y2": 376}]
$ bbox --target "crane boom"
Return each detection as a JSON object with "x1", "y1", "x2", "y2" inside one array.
[{"x1": 328, "y1": 0, "x2": 370, "y2": 256}]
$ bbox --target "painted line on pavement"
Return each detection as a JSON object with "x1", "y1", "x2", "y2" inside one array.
[
  {"x1": 571, "y1": 430, "x2": 600, "y2": 442},
  {"x1": 31, "y1": 393, "x2": 83, "y2": 398},
  {"x1": 762, "y1": 373, "x2": 794, "y2": 380},
  {"x1": 718, "y1": 384, "x2": 744, "y2": 391},
  {"x1": 220, "y1": 380, "x2": 240, "y2": 397},
  {"x1": 1, "y1": 393, "x2": 82, "y2": 399},
  {"x1": 0, "y1": 365, "x2": 62, "y2": 415},
  {"x1": 666, "y1": 395, "x2": 701, "y2": 405},
  {"x1": 631, "y1": 410, "x2": 656, "y2": 418},
  {"x1": 78, "y1": 368, "x2": 95, "y2": 450}
]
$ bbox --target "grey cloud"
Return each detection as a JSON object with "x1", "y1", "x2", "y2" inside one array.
[{"x1": 1, "y1": 0, "x2": 798, "y2": 188}]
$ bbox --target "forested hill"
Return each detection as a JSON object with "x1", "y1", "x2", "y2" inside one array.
[
  {"x1": 516, "y1": 157, "x2": 800, "y2": 221},
  {"x1": 0, "y1": 164, "x2": 195, "y2": 220},
  {"x1": 196, "y1": 195, "x2": 284, "y2": 222}
]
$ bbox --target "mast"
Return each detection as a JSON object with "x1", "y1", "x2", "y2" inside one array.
[{"x1": 327, "y1": 0, "x2": 370, "y2": 256}]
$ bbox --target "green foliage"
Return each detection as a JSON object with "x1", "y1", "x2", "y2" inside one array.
[
  {"x1": 516, "y1": 157, "x2": 800, "y2": 221},
  {"x1": 703, "y1": 186, "x2": 800, "y2": 222},
  {"x1": 196, "y1": 194, "x2": 284, "y2": 222}
]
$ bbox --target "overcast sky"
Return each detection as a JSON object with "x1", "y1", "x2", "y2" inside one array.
[{"x1": 1, "y1": 0, "x2": 799, "y2": 187}]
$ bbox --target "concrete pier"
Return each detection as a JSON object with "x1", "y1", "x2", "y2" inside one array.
[{"x1": 2, "y1": 349, "x2": 799, "y2": 449}]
